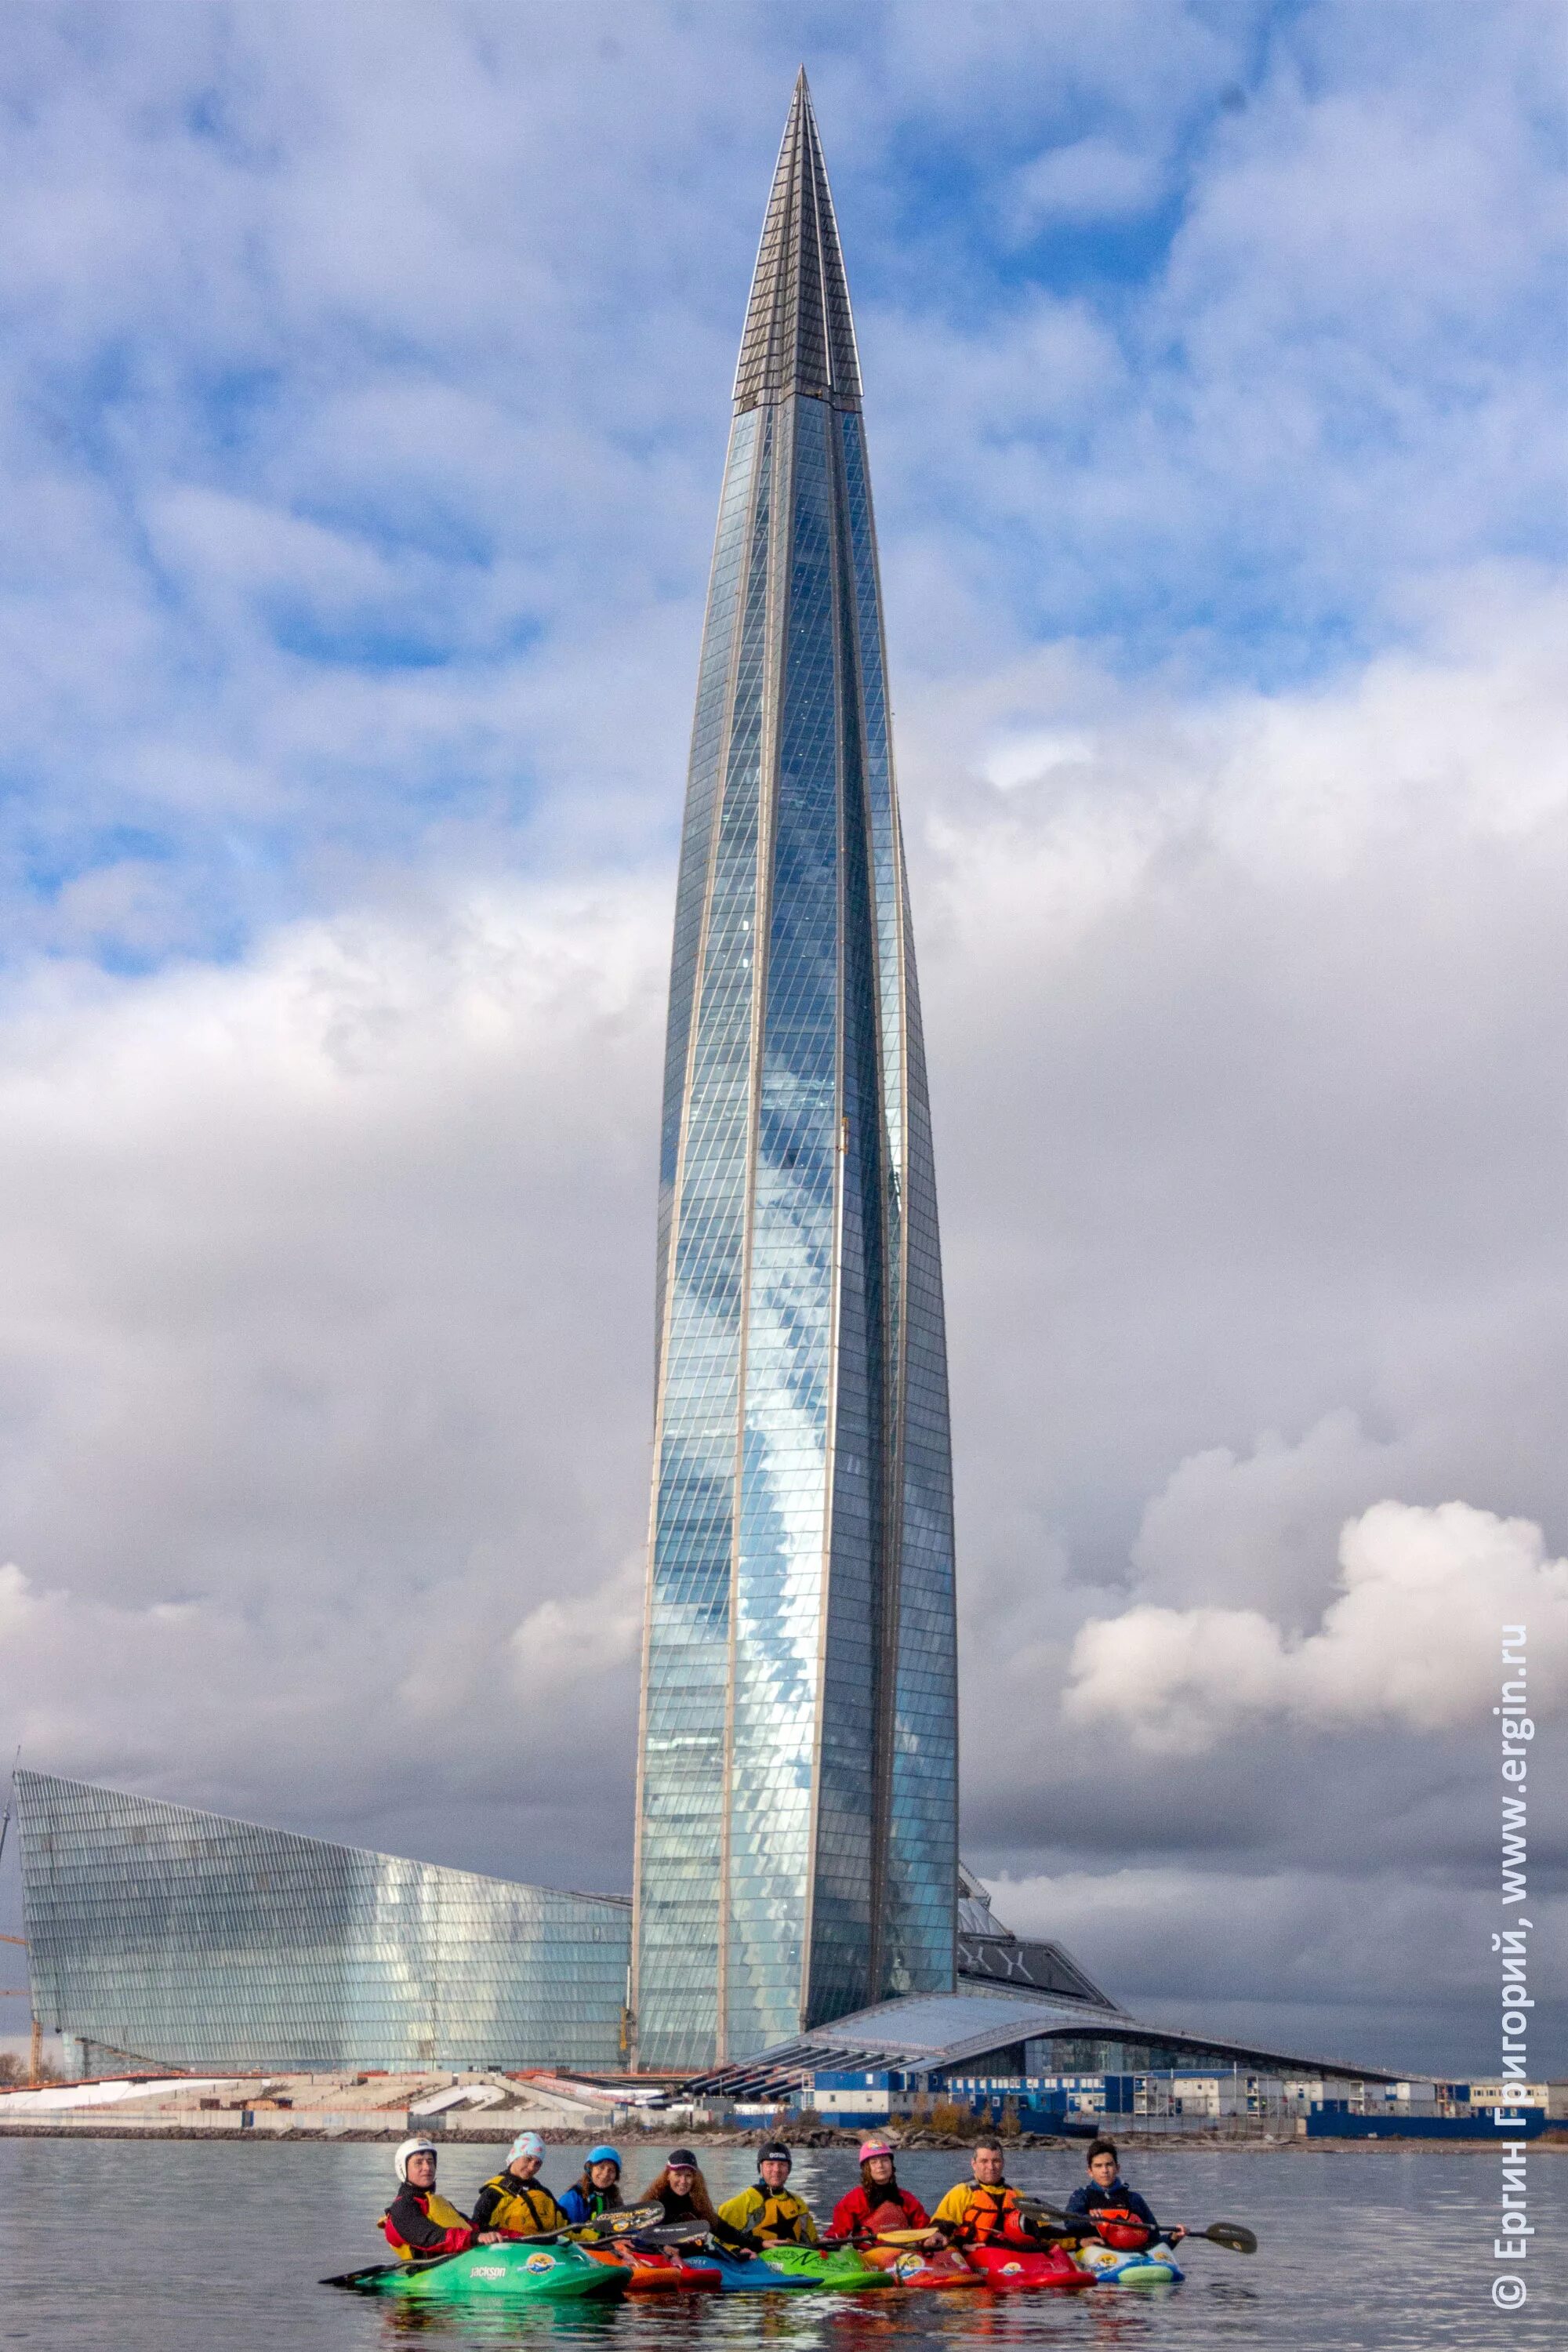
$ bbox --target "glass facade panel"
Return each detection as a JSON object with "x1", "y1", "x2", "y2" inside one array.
[
  {"x1": 16, "y1": 1772, "x2": 630, "y2": 2074},
  {"x1": 635, "y1": 76, "x2": 957, "y2": 2071}
]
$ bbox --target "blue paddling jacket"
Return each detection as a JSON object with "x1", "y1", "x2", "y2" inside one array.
[{"x1": 1066, "y1": 2180, "x2": 1160, "y2": 2233}]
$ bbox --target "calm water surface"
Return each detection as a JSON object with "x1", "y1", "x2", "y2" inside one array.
[{"x1": 1, "y1": 2136, "x2": 1562, "y2": 2347}]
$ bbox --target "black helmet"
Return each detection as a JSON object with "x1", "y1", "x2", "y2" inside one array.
[{"x1": 759, "y1": 2140, "x2": 792, "y2": 2165}]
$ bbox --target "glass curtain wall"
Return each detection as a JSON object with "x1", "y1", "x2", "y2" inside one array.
[
  {"x1": 634, "y1": 75, "x2": 958, "y2": 2073},
  {"x1": 16, "y1": 1772, "x2": 630, "y2": 2074}
]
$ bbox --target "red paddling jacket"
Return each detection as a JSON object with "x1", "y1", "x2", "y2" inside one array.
[{"x1": 832, "y1": 2183, "x2": 931, "y2": 2240}]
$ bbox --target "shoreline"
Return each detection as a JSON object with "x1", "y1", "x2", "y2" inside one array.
[{"x1": 3, "y1": 2118, "x2": 1563, "y2": 2151}]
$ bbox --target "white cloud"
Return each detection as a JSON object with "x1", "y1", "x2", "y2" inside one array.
[
  {"x1": 1008, "y1": 136, "x2": 1165, "y2": 228},
  {"x1": 1063, "y1": 1499, "x2": 1568, "y2": 1751},
  {"x1": 1130, "y1": 1411, "x2": 1409, "y2": 1619}
]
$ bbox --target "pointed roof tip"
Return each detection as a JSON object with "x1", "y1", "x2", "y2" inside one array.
[{"x1": 732, "y1": 74, "x2": 862, "y2": 415}]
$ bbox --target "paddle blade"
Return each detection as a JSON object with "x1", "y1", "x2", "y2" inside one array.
[
  {"x1": 321, "y1": 2258, "x2": 441, "y2": 2290},
  {"x1": 630, "y1": 2222, "x2": 713, "y2": 2249},
  {"x1": 873, "y1": 2229, "x2": 934, "y2": 2247},
  {"x1": 575, "y1": 2204, "x2": 666, "y2": 2241},
  {"x1": 1015, "y1": 2201, "x2": 1083, "y2": 2235},
  {"x1": 1203, "y1": 2221, "x2": 1257, "y2": 2255}
]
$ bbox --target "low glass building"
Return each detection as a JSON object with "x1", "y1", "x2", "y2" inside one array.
[{"x1": 15, "y1": 1771, "x2": 630, "y2": 2074}]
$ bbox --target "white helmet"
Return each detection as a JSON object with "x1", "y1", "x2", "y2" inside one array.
[{"x1": 395, "y1": 2135, "x2": 439, "y2": 2182}]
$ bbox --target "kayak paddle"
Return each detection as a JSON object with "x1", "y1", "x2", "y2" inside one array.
[
  {"x1": 324, "y1": 2257, "x2": 456, "y2": 2289},
  {"x1": 1018, "y1": 2201, "x2": 1256, "y2": 2256}
]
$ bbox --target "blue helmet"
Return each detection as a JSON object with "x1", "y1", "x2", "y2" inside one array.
[{"x1": 587, "y1": 2144, "x2": 622, "y2": 2169}]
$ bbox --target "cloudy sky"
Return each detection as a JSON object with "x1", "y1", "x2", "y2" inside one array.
[{"x1": 1, "y1": 1, "x2": 1564, "y2": 2078}]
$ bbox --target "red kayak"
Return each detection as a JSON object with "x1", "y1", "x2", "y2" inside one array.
[
  {"x1": 586, "y1": 2245, "x2": 722, "y2": 2292},
  {"x1": 963, "y1": 2244, "x2": 1096, "y2": 2293}
]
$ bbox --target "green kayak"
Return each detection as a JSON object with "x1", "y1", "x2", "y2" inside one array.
[
  {"x1": 326, "y1": 2241, "x2": 629, "y2": 2302},
  {"x1": 760, "y1": 2245, "x2": 898, "y2": 2291}
]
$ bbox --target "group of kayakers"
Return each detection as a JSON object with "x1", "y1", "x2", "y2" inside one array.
[{"x1": 381, "y1": 2128, "x2": 1179, "y2": 2264}]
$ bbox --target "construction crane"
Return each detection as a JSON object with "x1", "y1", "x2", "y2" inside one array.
[
  {"x1": 1, "y1": 1758, "x2": 41, "y2": 2081},
  {"x1": 1, "y1": 1934, "x2": 39, "y2": 2077}
]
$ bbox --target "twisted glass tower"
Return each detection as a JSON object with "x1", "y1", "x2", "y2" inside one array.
[{"x1": 633, "y1": 74, "x2": 958, "y2": 2072}]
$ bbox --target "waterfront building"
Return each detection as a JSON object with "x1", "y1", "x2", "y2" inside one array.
[
  {"x1": 633, "y1": 71, "x2": 959, "y2": 2071},
  {"x1": 683, "y1": 1969, "x2": 1406, "y2": 2127},
  {"x1": 13, "y1": 1771, "x2": 629, "y2": 2075}
]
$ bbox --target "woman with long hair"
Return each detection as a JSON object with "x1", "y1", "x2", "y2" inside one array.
[{"x1": 641, "y1": 2148, "x2": 758, "y2": 2250}]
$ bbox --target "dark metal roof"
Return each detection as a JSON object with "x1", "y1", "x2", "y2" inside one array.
[
  {"x1": 683, "y1": 1983, "x2": 1403, "y2": 2100},
  {"x1": 954, "y1": 1860, "x2": 1122, "y2": 2009},
  {"x1": 960, "y1": 1931, "x2": 1123, "y2": 2009},
  {"x1": 733, "y1": 71, "x2": 861, "y2": 414}
]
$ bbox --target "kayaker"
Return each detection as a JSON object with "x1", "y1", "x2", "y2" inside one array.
[
  {"x1": 471, "y1": 2131, "x2": 571, "y2": 2241},
  {"x1": 931, "y1": 2137, "x2": 1036, "y2": 2247},
  {"x1": 641, "y1": 2149, "x2": 757, "y2": 2252},
  {"x1": 1065, "y1": 2137, "x2": 1185, "y2": 2246},
  {"x1": 831, "y1": 2139, "x2": 935, "y2": 2241},
  {"x1": 560, "y1": 2143, "x2": 624, "y2": 2227},
  {"x1": 717, "y1": 2141, "x2": 819, "y2": 2245},
  {"x1": 380, "y1": 2136, "x2": 477, "y2": 2262}
]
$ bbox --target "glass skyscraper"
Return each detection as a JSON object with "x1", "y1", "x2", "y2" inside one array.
[
  {"x1": 16, "y1": 1771, "x2": 630, "y2": 2074},
  {"x1": 633, "y1": 74, "x2": 959, "y2": 2073}
]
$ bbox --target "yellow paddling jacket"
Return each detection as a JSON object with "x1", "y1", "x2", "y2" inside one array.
[
  {"x1": 717, "y1": 2185, "x2": 818, "y2": 2245},
  {"x1": 470, "y1": 2176, "x2": 569, "y2": 2238}
]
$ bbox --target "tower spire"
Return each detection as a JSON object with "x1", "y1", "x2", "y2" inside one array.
[{"x1": 733, "y1": 70, "x2": 862, "y2": 412}]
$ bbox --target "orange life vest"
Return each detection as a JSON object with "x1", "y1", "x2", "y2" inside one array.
[{"x1": 949, "y1": 2183, "x2": 1022, "y2": 2244}]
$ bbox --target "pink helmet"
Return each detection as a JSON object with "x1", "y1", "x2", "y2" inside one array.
[{"x1": 858, "y1": 2138, "x2": 895, "y2": 2161}]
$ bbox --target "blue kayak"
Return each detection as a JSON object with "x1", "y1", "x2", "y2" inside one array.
[{"x1": 705, "y1": 2249, "x2": 821, "y2": 2293}]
